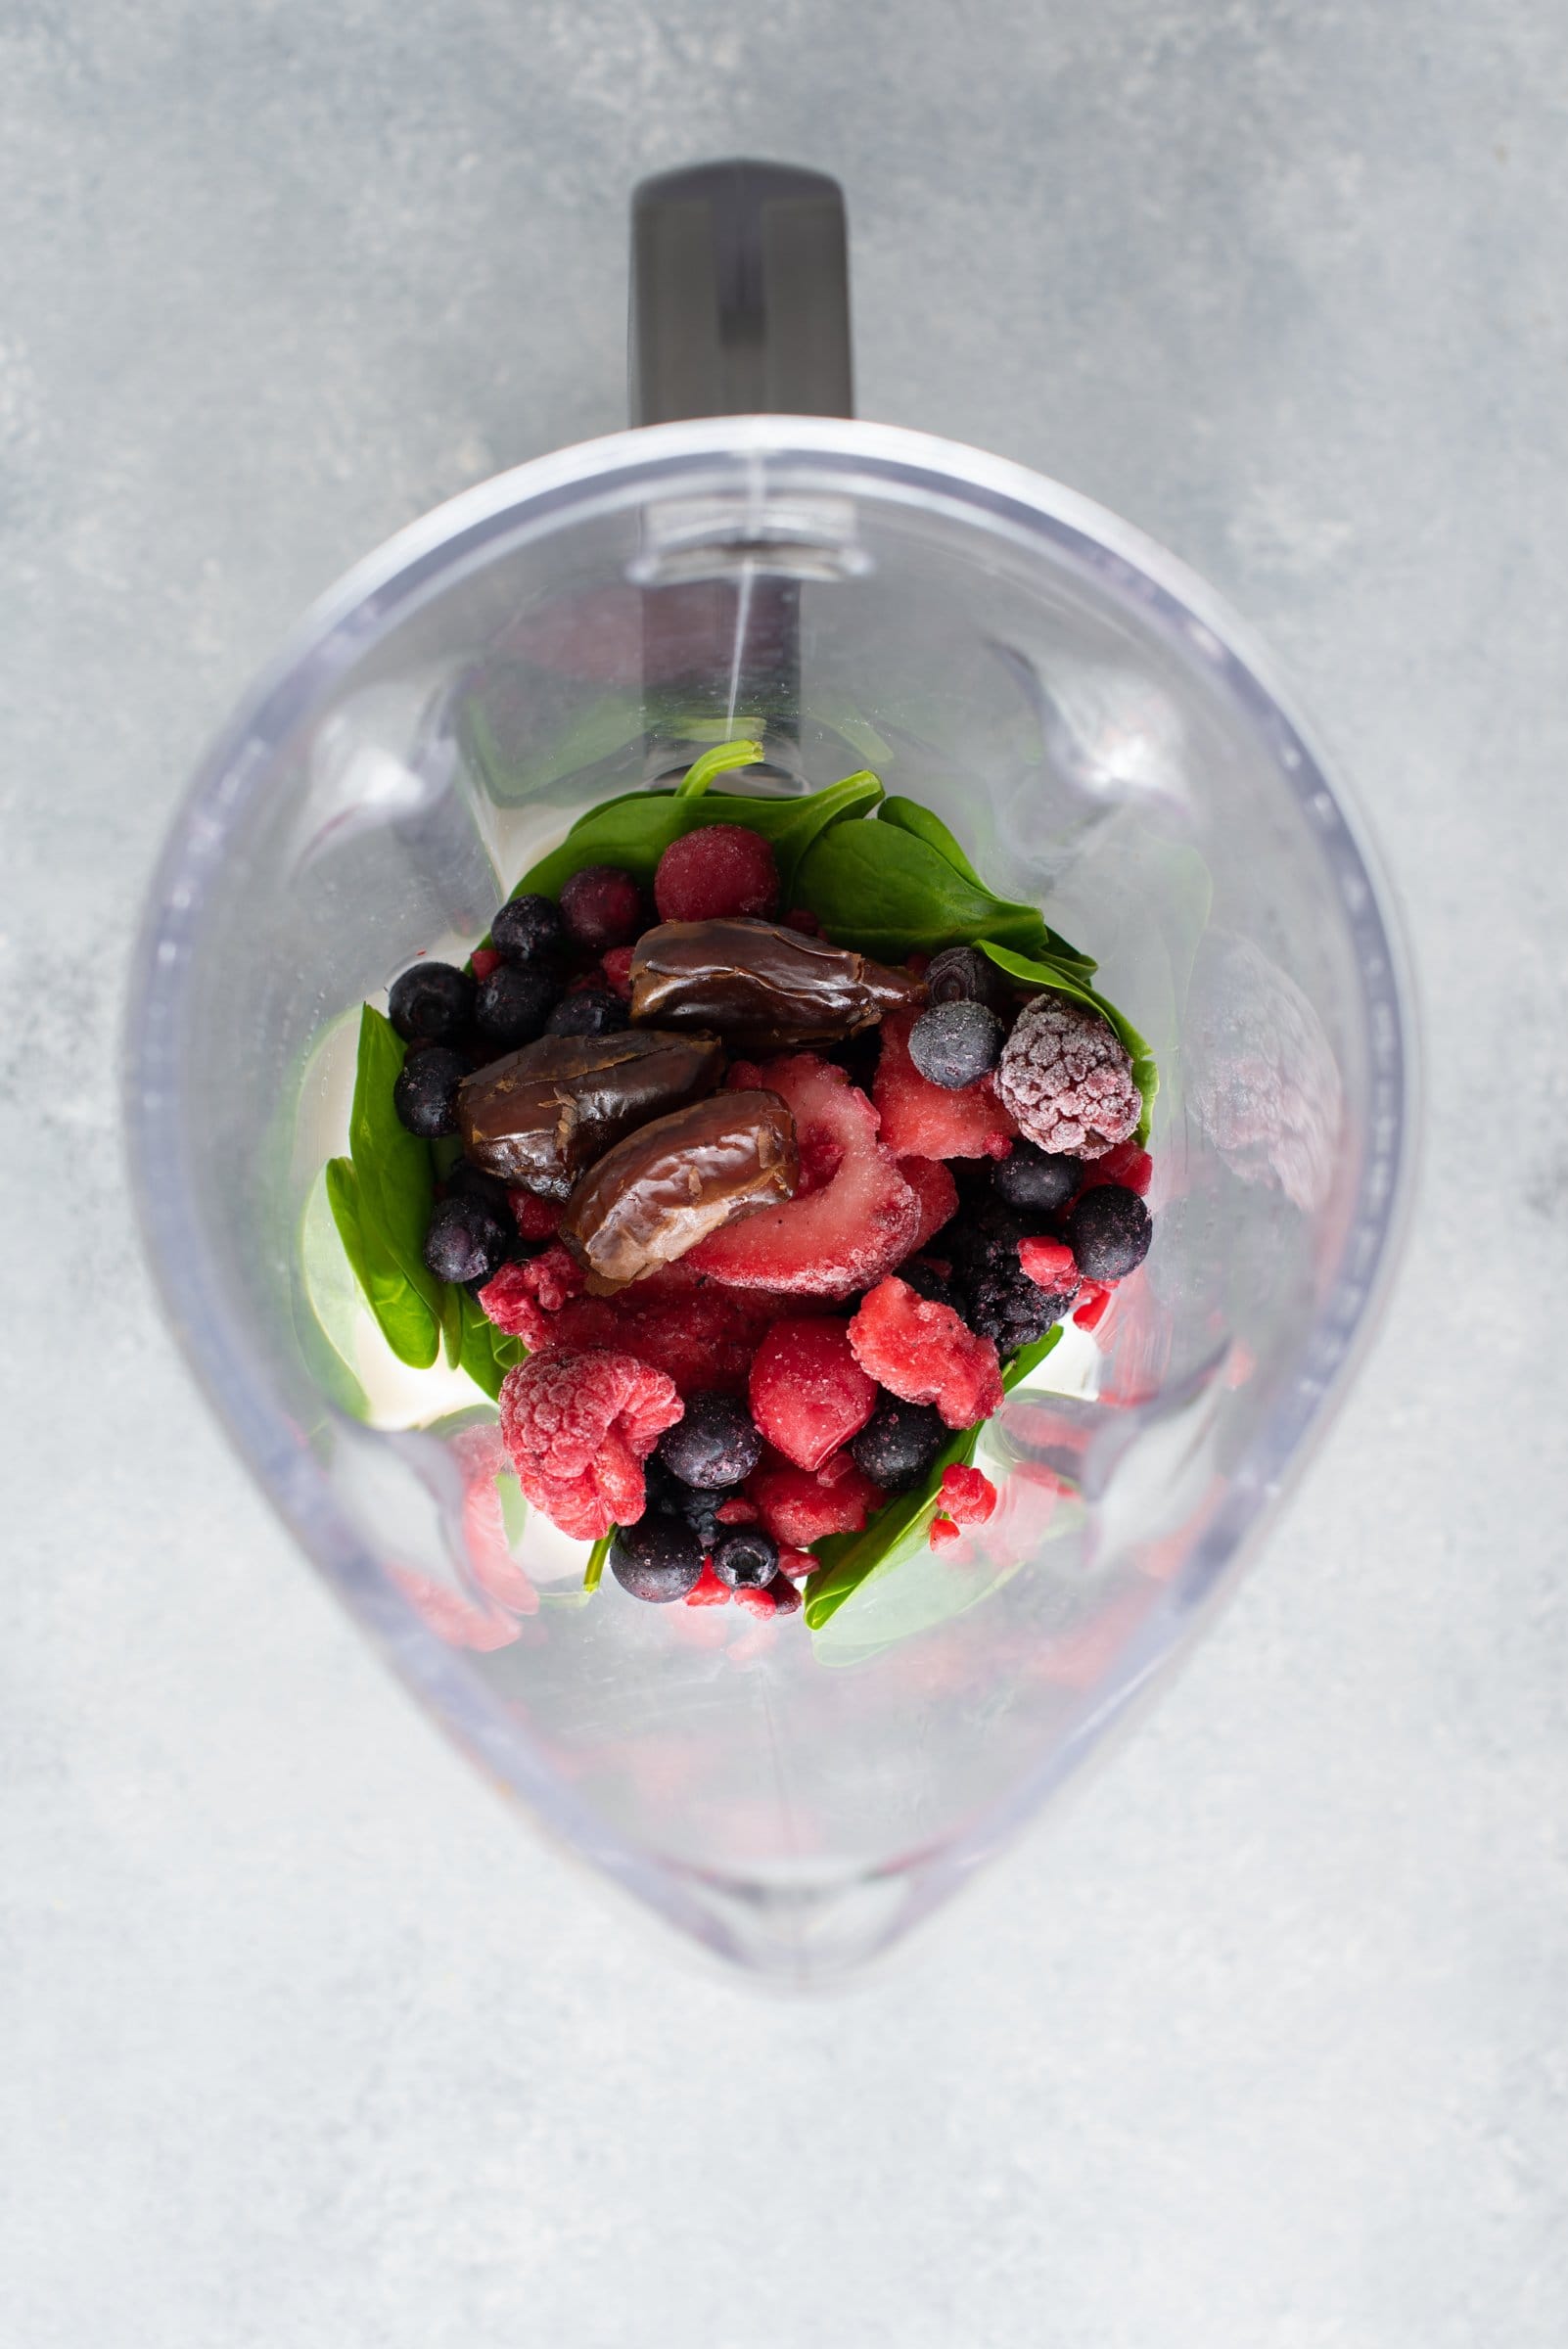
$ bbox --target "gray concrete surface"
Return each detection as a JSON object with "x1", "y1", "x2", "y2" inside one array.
[{"x1": 4, "y1": 4, "x2": 1567, "y2": 2343}]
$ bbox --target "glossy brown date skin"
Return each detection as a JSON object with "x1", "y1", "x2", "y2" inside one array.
[
  {"x1": 628, "y1": 917, "x2": 925, "y2": 1051},
  {"x1": 457, "y1": 1030, "x2": 723, "y2": 1199},
  {"x1": 560, "y1": 1089, "x2": 799, "y2": 1292}
]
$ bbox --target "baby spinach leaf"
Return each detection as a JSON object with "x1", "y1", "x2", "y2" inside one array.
[
  {"x1": 323, "y1": 1007, "x2": 446, "y2": 1370},
  {"x1": 674, "y1": 736, "x2": 763, "y2": 797},
  {"x1": 979, "y1": 942, "x2": 1159, "y2": 1144},
  {"x1": 872, "y1": 798, "x2": 1097, "y2": 977},
  {"x1": 456, "y1": 1287, "x2": 523, "y2": 1401},
  {"x1": 1002, "y1": 1324, "x2": 1065, "y2": 1393},
  {"x1": 794, "y1": 816, "x2": 1059, "y2": 959},
  {"x1": 325, "y1": 1156, "x2": 440, "y2": 1370}
]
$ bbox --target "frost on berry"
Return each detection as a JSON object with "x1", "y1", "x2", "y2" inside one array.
[
  {"x1": 938, "y1": 1462, "x2": 996, "y2": 1525},
  {"x1": 749, "y1": 1318, "x2": 877, "y2": 1472},
  {"x1": 874, "y1": 1008, "x2": 1017, "y2": 1160},
  {"x1": 993, "y1": 992, "x2": 1140, "y2": 1159},
  {"x1": 498, "y1": 1349, "x2": 683, "y2": 1540},
  {"x1": 848, "y1": 1275, "x2": 1004, "y2": 1430}
]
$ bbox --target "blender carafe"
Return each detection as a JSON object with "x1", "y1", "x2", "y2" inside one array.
[{"x1": 127, "y1": 164, "x2": 1412, "y2": 1981}]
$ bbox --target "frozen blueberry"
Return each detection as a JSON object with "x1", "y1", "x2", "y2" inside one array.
[
  {"x1": 656, "y1": 1394, "x2": 763, "y2": 1490},
  {"x1": 924, "y1": 944, "x2": 1012, "y2": 1016},
  {"x1": 388, "y1": 961, "x2": 475, "y2": 1044},
  {"x1": 908, "y1": 999, "x2": 1006, "y2": 1090},
  {"x1": 392, "y1": 1045, "x2": 467, "y2": 1137},
  {"x1": 991, "y1": 1139, "x2": 1084, "y2": 1214},
  {"x1": 559, "y1": 864, "x2": 643, "y2": 951},
  {"x1": 850, "y1": 1398, "x2": 946, "y2": 1493},
  {"x1": 474, "y1": 961, "x2": 560, "y2": 1047},
  {"x1": 712, "y1": 1529, "x2": 779, "y2": 1590},
  {"x1": 441, "y1": 1158, "x2": 514, "y2": 1219},
  {"x1": 422, "y1": 1193, "x2": 512, "y2": 1286},
  {"x1": 609, "y1": 1513, "x2": 705, "y2": 1602},
  {"x1": 491, "y1": 893, "x2": 567, "y2": 966},
  {"x1": 1066, "y1": 1184, "x2": 1152, "y2": 1281},
  {"x1": 544, "y1": 987, "x2": 628, "y2": 1038},
  {"x1": 642, "y1": 1458, "x2": 735, "y2": 1552}
]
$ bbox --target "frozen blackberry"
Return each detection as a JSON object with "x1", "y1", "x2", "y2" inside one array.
[
  {"x1": 559, "y1": 864, "x2": 643, "y2": 951},
  {"x1": 908, "y1": 999, "x2": 1007, "y2": 1090},
  {"x1": 656, "y1": 1393, "x2": 763, "y2": 1490},
  {"x1": 609, "y1": 1513, "x2": 705, "y2": 1603},
  {"x1": 388, "y1": 961, "x2": 475, "y2": 1044},
  {"x1": 392, "y1": 1045, "x2": 467, "y2": 1137},
  {"x1": 850, "y1": 1398, "x2": 946, "y2": 1493},
  {"x1": 712, "y1": 1529, "x2": 780, "y2": 1590},
  {"x1": 422, "y1": 1193, "x2": 512, "y2": 1286},
  {"x1": 1067, "y1": 1183, "x2": 1152, "y2": 1281},
  {"x1": 491, "y1": 893, "x2": 567, "y2": 966},
  {"x1": 544, "y1": 987, "x2": 627, "y2": 1037},
  {"x1": 899, "y1": 1258, "x2": 962, "y2": 1315},
  {"x1": 948, "y1": 1205, "x2": 1074, "y2": 1352},
  {"x1": 474, "y1": 960, "x2": 560, "y2": 1047},
  {"x1": 991, "y1": 1139, "x2": 1084, "y2": 1214},
  {"x1": 925, "y1": 944, "x2": 1011, "y2": 1015}
]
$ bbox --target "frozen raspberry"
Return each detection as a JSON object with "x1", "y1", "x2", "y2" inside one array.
[
  {"x1": 599, "y1": 944, "x2": 635, "y2": 999},
  {"x1": 938, "y1": 1463, "x2": 996, "y2": 1525},
  {"x1": 470, "y1": 946, "x2": 504, "y2": 984},
  {"x1": 874, "y1": 1008, "x2": 1017, "y2": 1161},
  {"x1": 747, "y1": 1456, "x2": 885, "y2": 1547},
  {"x1": 653, "y1": 823, "x2": 779, "y2": 922},
  {"x1": 733, "y1": 1583, "x2": 780, "y2": 1619},
  {"x1": 749, "y1": 1319, "x2": 877, "y2": 1472},
  {"x1": 509, "y1": 1188, "x2": 564, "y2": 1243},
  {"x1": 1075, "y1": 1137, "x2": 1153, "y2": 1197},
  {"x1": 491, "y1": 893, "x2": 568, "y2": 966},
  {"x1": 715, "y1": 1496, "x2": 761, "y2": 1525},
  {"x1": 928, "y1": 1515, "x2": 962, "y2": 1550},
  {"x1": 1018, "y1": 1236, "x2": 1081, "y2": 1297},
  {"x1": 689, "y1": 1054, "x2": 920, "y2": 1296},
  {"x1": 1066, "y1": 1184, "x2": 1151, "y2": 1280},
  {"x1": 1073, "y1": 1279, "x2": 1112, "y2": 1330},
  {"x1": 685, "y1": 1561, "x2": 732, "y2": 1607},
  {"x1": 848, "y1": 1276, "x2": 1003, "y2": 1431},
  {"x1": 484, "y1": 1255, "x2": 792, "y2": 1397},
  {"x1": 479, "y1": 1243, "x2": 584, "y2": 1337},
  {"x1": 775, "y1": 1545, "x2": 818, "y2": 1581},
  {"x1": 897, "y1": 1156, "x2": 960, "y2": 1254},
  {"x1": 994, "y1": 991, "x2": 1140, "y2": 1158},
  {"x1": 559, "y1": 864, "x2": 643, "y2": 951},
  {"x1": 498, "y1": 1350, "x2": 683, "y2": 1541}
]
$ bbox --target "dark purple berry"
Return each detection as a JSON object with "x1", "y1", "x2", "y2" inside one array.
[
  {"x1": 850, "y1": 1398, "x2": 946, "y2": 1493},
  {"x1": 656, "y1": 1394, "x2": 762, "y2": 1490},
  {"x1": 908, "y1": 999, "x2": 1006, "y2": 1089},
  {"x1": 388, "y1": 961, "x2": 475, "y2": 1044},
  {"x1": 712, "y1": 1529, "x2": 779, "y2": 1590},
  {"x1": 491, "y1": 893, "x2": 567, "y2": 966},
  {"x1": 422, "y1": 1194, "x2": 512, "y2": 1286},
  {"x1": 899, "y1": 1258, "x2": 962, "y2": 1314},
  {"x1": 768, "y1": 1573, "x2": 803, "y2": 1615},
  {"x1": 559, "y1": 865, "x2": 643, "y2": 951},
  {"x1": 610, "y1": 1513, "x2": 705, "y2": 1602},
  {"x1": 392, "y1": 1045, "x2": 467, "y2": 1137},
  {"x1": 544, "y1": 987, "x2": 627, "y2": 1037},
  {"x1": 947, "y1": 1204, "x2": 1071, "y2": 1352},
  {"x1": 441, "y1": 1159, "x2": 514, "y2": 1219},
  {"x1": 925, "y1": 944, "x2": 1012, "y2": 1015},
  {"x1": 991, "y1": 1140, "x2": 1084, "y2": 1214},
  {"x1": 474, "y1": 961, "x2": 559, "y2": 1047},
  {"x1": 1066, "y1": 1184, "x2": 1152, "y2": 1281}
]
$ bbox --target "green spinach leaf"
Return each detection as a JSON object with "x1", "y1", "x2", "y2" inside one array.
[
  {"x1": 325, "y1": 1155, "x2": 439, "y2": 1369},
  {"x1": 979, "y1": 942, "x2": 1159, "y2": 1144},
  {"x1": 456, "y1": 1286, "x2": 524, "y2": 1401},
  {"x1": 674, "y1": 736, "x2": 763, "y2": 797},
  {"x1": 794, "y1": 815, "x2": 1061, "y2": 959}
]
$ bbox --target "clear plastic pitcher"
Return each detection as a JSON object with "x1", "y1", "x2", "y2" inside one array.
[{"x1": 126, "y1": 163, "x2": 1413, "y2": 1981}]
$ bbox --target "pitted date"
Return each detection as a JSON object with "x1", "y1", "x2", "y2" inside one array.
[
  {"x1": 456, "y1": 1030, "x2": 723, "y2": 1198},
  {"x1": 560, "y1": 1089, "x2": 799, "y2": 1291},
  {"x1": 628, "y1": 917, "x2": 925, "y2": 1050}
]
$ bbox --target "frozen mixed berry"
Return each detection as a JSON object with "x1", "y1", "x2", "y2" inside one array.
[
  {"x1": 543, "y1": 987, "x2": 627, "y2": 1037},
  {"x1": 1066, "y1": 1184, "x2": 1152, "y2": 1281},
  {"x1": 498, "y1": 1349, "x2": 682, "y2": 1540},
  {"x1": 642, "y1": 1455, "x2": 735, "y2": 1551},
  {"x1": 712, "y1": 1528, "x2": 780, "y2": 1590},
  {"x1": 599, "y1": 944, "x2": 635, "y2": 1000},
  {"x1": 475, "y1": 961, "x2": 560, "y2": 1047},
  {"x1": 442, "y1": 1158, "x2": 514, "y2": 1218},
  {"x1": 994, "y1": 991, "x2": 1140, "y2": 1158},
  {"x1": 508, "y1": 1187, "x2": 565, "y2": 1243},
  {"x1": 491, "y1": 892, "x2": 567, "y2": 966},
  {"x1": 924, "y1": 944, "x2": 1012, "y2": 1015},
  {"x1": 393, "y1": 1044, "x2": 468, "y2": 1137},
  {"x1": 899, "y1": 1155, "x2": 960, "y2": 1252},
  {"x1": 559, "y1": 864, "x2": 643, "y2": 951},
  {"x1": 938, "y1": 1462, "x2": 996, "y2": 1525},
  {"x1": 747, "y1": 1455, "x2": 885, "y2": 1548},
  {"x1": 850, "y1": 1397, "x2": 947, "y2": 1493},
  {"x1": 1018, "y1": 1235, "x2": 1081, "y2": 1297},
  {"x1": 423, "y1": 1192, "x2": 512, "y2": 1286},
  {"x1": 898, "y1": 1258, "x2": 963, "y2": 1315},
  {"x1": 609, "y1": 1513, "x2": 705, "y2": 1603},
  {"x1": 749, "y1": 1318, "x2": 878, "y2": 1472},
  {"x1": 991, "y1": 1139, "x2": 1084, "y2": 1214},
  {"x1": 470, "y1": 946, "x2": 503, "y2": 984},
  {"x1": 848, "y1": 1276, "x2": 1004, "y2": 1430},
  {"x1": 948, "y1": 1206, "x2": 1074, "y2": 1351},
  {"x1": 656, "y1": 1392, "x2": 763, "y2": 1490},
  {"x1": 874, "y1": 1008, "x2": 1017, "y2": 1161},
  {"x1": 908, "y1": 999, "x2": 1007, "y2": 1090},
  {"x1": 768, "y1": 1572, "x2": 803, "y2": 1616},
  {"x1": 388, "y1": 960, "x2": 476, "y2": 1045},
  {"x1": 654, "y1": 823, "x2": 780, "y2": 922}
]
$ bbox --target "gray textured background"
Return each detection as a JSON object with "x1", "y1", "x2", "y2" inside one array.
[{"x1": 5, "y1": 4, "x2": 1567, "y2": 2343}]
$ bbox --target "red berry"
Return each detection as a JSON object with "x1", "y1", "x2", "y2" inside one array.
[
  {"x1": 1017, "y1": 1236, "x2": 1080, "y2": 1294},
  {"x1": 559, "y1": 865, "x2": 643, "y2": 950},
  {"x1": 928, "y1": 1514, "x2": 963, "y2": 1550},
  {"x1": 715, "y1": 1496, "x2": 761, "y2": 1525},
  {"x1": 471, "y1": 945, "x2": 503, "y2": 982},
  {"x1": 497, "y1": 1349, "x2": 683, "y2": 1540},
  {"x1": 938, "y1": 1462, "x2": 996, "y2": 1525},
  {"x1": 775, "y1": 1545, "x2": 818, "y2": 1580},
  {"x1": 749, "y1": 1318, "x2": 877, "y2": 1472},
  {"x1": 874, "y1": 1008, "x2": 1017, "y2": 1160},
  {"x1": 480, "y1": 1243, "x2": 583, "y2": 1334},
  {"x1": 747, "y1": 1456, "x2": 884, "y2": 1548},
  {"x1": 684, "y1": 1561, "x2": 731, "y2": 1607},
  {"x1": 600, "y1": 944, "x2": 635, "y2": 1000},
  {"x1": 1075, "y1": 1139, "x2": 1153, "y2": 1198},
  {"x1": 654, "y1": 823, "x2": 779, "y2": 922},
  {"x1": 1073, "y1": 1279, "x2": 1112, "y2": 1330},
  {"x1": 482, "y1": 1253, "x2": 792, "y2": 1399},
  {"x1": 848, "y1": 1275, "x2": 1004, "y2": 1430},
  {"x1": 688, "y1": 1054, "x2": 921, "y2": 1296},
  {"x1": 897, "y1": 1156, "x2": 959, "y2": 1254},
  {"x1": 510, "y1": 1189, "x2": 565, "y2": 1243},
  {"x1": 732, "y1": 1583, "x2": 779, "y2": 1618}
]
